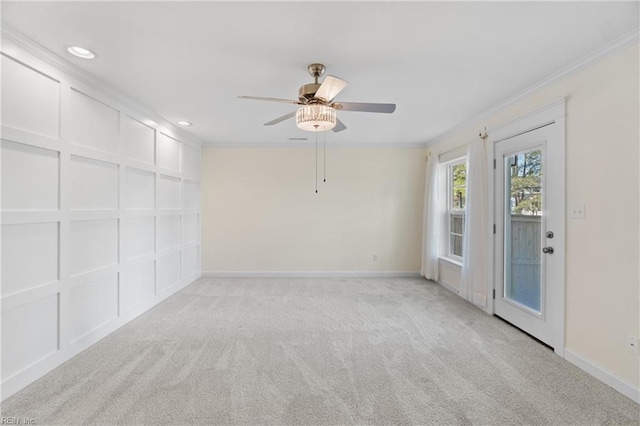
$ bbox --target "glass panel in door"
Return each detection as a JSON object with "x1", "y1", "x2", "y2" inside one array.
[{"x1": 503, "y1": 148, "x2": 543, "y2": 313}]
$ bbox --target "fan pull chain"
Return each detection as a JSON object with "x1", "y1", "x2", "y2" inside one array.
[
  {"x1": 315, "y1": 128, "x2": 318, "y2": 193},
  {"x1": 323, "y1": 130, "x2": 326, "y2": 183}
]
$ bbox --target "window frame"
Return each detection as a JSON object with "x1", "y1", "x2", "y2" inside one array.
[{"x1": 446, "y1": 158, "x2": 467, "y2": 262}]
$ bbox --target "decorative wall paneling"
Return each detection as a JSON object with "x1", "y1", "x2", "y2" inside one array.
[{"x1": 0, "y1": 45, "x2": 202, "y2": 399}]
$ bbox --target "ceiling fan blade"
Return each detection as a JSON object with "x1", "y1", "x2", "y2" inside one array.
[
  {"x1": 238, "y1": 96, "x2": 300, "y2": 104},
  {"x1": 332, "y1": 118, "x2": 347, "y2": 133},
  {"x1": 314, "y1": 76, "x2": 348, "y2": 102},
  {"x1": 264, "y1": 111, "x2": 296, "y2": 126},
  {"x1": 337, "y1": 102, "x2": 396, "y2": 113}
]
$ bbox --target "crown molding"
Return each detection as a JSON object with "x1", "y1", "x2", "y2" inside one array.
[
  {"x1": 0, "y1": 24, "x2": 204, "y2": 147},
  {"x1": 204, "y1": 141, "x2": 426, "y2": 149},
  {"x1": 425, "y1": 27, "x2": 640, "y2": 147}
]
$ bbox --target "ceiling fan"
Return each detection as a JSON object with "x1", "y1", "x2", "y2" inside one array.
[{"x1": 238, "y1": 63, "x2": 396, "y2": 132}]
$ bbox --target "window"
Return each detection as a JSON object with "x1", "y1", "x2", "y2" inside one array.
[{"x1": 447, "y1": 159, "x2": 467, "y2": 259}]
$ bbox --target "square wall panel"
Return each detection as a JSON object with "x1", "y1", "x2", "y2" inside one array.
[
  {"x1": 182, "y1": 180, "x2": 200, "y2": 210},
  {"x1": 182, "y1": 214, "x2": 199, "y2": 244},
  {"x1": 70, "y1": 155, "x2": 118, "y2": 211},
  {"x1": 2, "y1": 222, "x2": 59, "y2": 296},
  {"x1": 182, "y1": 245, "x2": 199, "y2": 278},
  {"x1": 68, "y1": 89, "x2": 118, "y2": 153},
  {"x1": 1, "y1": 141, "x2": 59, "y2": 211},
  {"x1": 157, "y1": 215, "x2": 180, "y2": 250},
  {"x1": 125, "y1": 167, "x2": 155, "y2": 210},
  {"x1": 157, "y1": 133, "x2": 180, "y2": 172},
  {"x1": 68, "y1": 274, "x2": 118, "y2": 343},
  {"x1": 70, "y1": 219, "x2": 118, "y2": 276},
  {"x1": 158, "y1": 175, "x2": 180, "y2": 210},
  {"x1": 1, "y1": 55, "x2": 59, "y2": 139},
  {"x1": 2, "y1": 294, "x2": 58, "y2": 380},
  {"x1": 123, "y1": 116, "x2": 155, "y2": 165},
  {"x1": 121, "y1": 216, "x2": 155, "y2": 260},
  {"x1": 121, "y1": 258, "x2": 155, "y2": 312},
  {"x1": 182, "y1": 145, "x2": 200, "y2": 178},
  {"x1": 156, "y1": 251, "x2": 181, "y2": 292}
]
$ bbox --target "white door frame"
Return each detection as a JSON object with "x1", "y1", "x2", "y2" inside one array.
[{"x1": 486, "y1": 98, "x2": 566, "y2": 357}]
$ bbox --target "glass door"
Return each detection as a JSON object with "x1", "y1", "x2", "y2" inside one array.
[
  {"x1": 503, "y1": 148, "x2": 544, "y2": 314},
  {"x1": 493, "y1": 120, "x2": 564, "y2": 351}
]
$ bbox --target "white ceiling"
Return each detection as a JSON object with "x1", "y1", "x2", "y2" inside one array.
[{"x1": 2, "y1": 1, "x2": 638, "y2": 146}]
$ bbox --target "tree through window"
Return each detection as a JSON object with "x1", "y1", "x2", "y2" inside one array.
[{"x1": 448, "y1": 160, "x2": 466, "y2": 259}]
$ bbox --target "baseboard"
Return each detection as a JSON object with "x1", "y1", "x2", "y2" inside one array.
[
  {"x1": 436, "y1": 279, "x2": 460, "y2": 296},
  {"x1": 201, "y1": 271, "x2": 420, "y2": 278},
  {"x1": 564, "y1": 349, "x2": 639, "y2": 404},
  {"x1": 1, "y1": 273, "x2": 201, "y2": 401}
]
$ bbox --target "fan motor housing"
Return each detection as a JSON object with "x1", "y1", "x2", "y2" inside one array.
[{"x1": 298, "y1": 83, "x2": 321, "y2": 102}]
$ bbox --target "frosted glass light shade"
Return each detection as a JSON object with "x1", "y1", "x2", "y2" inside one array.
[{"x1": 296, "y1": 104, "x2": 336, "y2": 131}]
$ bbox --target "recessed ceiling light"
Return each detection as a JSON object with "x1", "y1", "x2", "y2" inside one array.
[
  {"x1": 66, "y1": 45, "x2": 96, "y2": 59},
  {"x1": 176, "y1": 120, "x2": 192, "y2": 126}
]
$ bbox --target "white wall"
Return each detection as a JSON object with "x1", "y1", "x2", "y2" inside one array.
[
  {"x1": 201, "y1": 146, "x2": 426, "y2": 274},
  {"x1": 427, "y1": 44, "x2": 639, "y2": 398},
  {"x1": 1, "y1": 41, "x2": 201, "y2": 399}
]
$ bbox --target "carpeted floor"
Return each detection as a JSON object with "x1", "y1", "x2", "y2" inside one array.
[{"x1": 2, "y1": 277, "x2": 639, "y2": 425}]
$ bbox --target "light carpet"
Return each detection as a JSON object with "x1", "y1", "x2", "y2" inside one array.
[{"x1": 2, "y1": 277, "x2": 639, "y2": 425}]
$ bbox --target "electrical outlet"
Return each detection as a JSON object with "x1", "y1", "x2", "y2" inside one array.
[
  {"x1": 372, "y1": 254, "x2": 378, "y2": 262},
  {"x1": 625, "y1": 335, "x2": 639, "y2": 354},
  {"x1": 569, "y1": 203, "x2": 585, "y2": 219}
]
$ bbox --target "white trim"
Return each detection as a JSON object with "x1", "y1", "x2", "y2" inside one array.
[
  {"x1": 438, "y1": 145, "x2": 467, "y2": 164},
  {"x1": 204, "y1": 141, "x2": 426, "y2": 149},
  {"x1": 426, "y1": 28, "x2": 639, "y2": 147},
  {"x1": 0, "y1": 36, "x2": 203, "y2": 400},
  {"x1": 490, "y1": 99, "x2": 566, "y2": 357},
  {"x1": 202, "y1": 271, "x2": 420, "y2": 278},
  {"x1": 436, "y1": 279, "x2": 459, "y2": 296},
  {"x1": 489, "y1": 98, "x2": 567, "y2": 141},
  {"x1": 2, "y1": 273, "x2": 200, "y2": 400},
  {"x1": 1, "y1": 25, "x2": 203, "y2": 149},
  {"x1": 564, "y1": 349, "x2": 640, "y2": 404},
  {"x1": 439, "y1": 256, "x2": 463, "y2": 269}
]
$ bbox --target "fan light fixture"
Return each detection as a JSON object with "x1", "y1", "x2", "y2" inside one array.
[{"x1": 296, "y1": 104, "x2": 336, "y2": 132}]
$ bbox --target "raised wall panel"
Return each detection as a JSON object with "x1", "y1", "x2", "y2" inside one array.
[
  {"x1": 183, "y1": 245, "x2": 199, "y2": 278},
  {"x1": 68, "y1": 275, "x2": 118, "y2": 342},
  {"x1": 1, "y1": 55, "x2": 59, "y2": 139},
  {"x1": 1, "y1": 141, "x2": 59, "y2": 211},
  {"x1": 123, "y1": 116, "x2": 155, "y2": 165},
  {"x1": 70, "y1": 155, "x2": 118, "y2": 211},
  {"x1": 158, "y1": 175, "x2": 180, "y2": 209},
  {"x1": 1, "y1": 42, "x2": 202, "y2": 400},
  {"x1": 121, "y1": 216, "x2": 155, "y2": 260},
  {"x1": 182, "y1": 214, "x2": 199, "y2": 244},
  {"x1": 68, "y1": 89, "x2": 118, "y2": 153},
  {"x1": 157, "y1": 133, "x2": 181, "y2": 172},
  {"x1": 1, "y1": 294, "x2": 58, "y2": 380},
  {"x1": 157, "y1": 215, "x2": 180, "y2": 250},
  {"x1": 182, "y1": 180, "x2": 200, "y2": 210},
  {"x1": 125, "y1": 167, "x2": 155, "y2": 210},
  {"x1": 121, "y1": 259, "x2": 155, "y2": 312},
  {"x1": 1, "y1": 223, "x2": 59, "y2": 296},
  {"x1": 70, "y1": 219, "x2": 118, "y2": 276},
  {"x1": 182, "y1": 145, "x2": 200, "y2": 178},
  {"x1": 156, "y1": 252, "x2": 181, "y2": 292}
]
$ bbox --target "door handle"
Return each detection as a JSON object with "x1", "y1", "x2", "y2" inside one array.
[{"x1": 542, "y1": 246, "x2": 554, "y2": 254}]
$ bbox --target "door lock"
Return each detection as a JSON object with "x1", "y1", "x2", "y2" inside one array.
[
  {"x1": 542, "y1": 246, "x2": 554, "y2": 254},
  {"x1": 546, "y1": 231, "x2": 554, "y2": 239}
]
